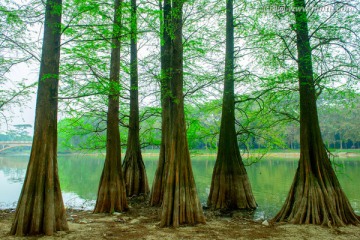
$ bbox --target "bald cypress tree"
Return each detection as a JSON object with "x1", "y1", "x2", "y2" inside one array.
[
  {"x1": 160, "y1": 0, "x2": 205, "y2": 227},
  {"x1": 93, "y1": 0, "x2": 128, "y2": 213},
  {"x1": 10, "y1": 0, "x2": 69, "y2": 236},
  {"x1": 122, "y1": 0, "x2": 149, "y2": 198},
  {"x1": 207, "y1": 0, "x2": 257, "y2": 211},
  {"x1": 149, "y1": 0, "x2": 172, "y2": 206},
  {"x1": 272, "y1": 0, "x2": 360, "y2": 226}
]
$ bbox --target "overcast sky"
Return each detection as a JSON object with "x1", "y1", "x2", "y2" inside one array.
[{"x1": 1, "y1": 62, "x2": 37, "y2": 135}]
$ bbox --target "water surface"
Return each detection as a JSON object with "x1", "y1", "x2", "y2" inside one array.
[{"x1": 1, "y1": 154, "x2": 359, "y2": 219}]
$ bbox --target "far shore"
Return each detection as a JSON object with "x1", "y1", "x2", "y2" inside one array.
[
  {"x1": 57, "y1": 150, "x2": 360, "y2": 159},
  {"x1": 1, "y1": 150, "x2": 359, "y2": 159}
]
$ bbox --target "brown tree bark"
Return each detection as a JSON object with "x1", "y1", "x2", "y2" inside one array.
[
  {"x1": 272, "y1": 0, "x2": 360, "y2": 226},
  {"x1": 10, "y1": 0, "x2": 69, "y2": 236},
  {"x1": 93, "y1": 0, "x2": 128, "y2": 213},
  {"x1": 149, "y1": 0, "x2": 172, "y2": 206},
  {"x1": 122, "y1": 0, "x2": 149, "y2": 197},
  {"x1": 160, "y1": 0, "x2": 205, "y2": 227},
  {"x1": 207, "y1": 0, "x2": 257, "y2": 211}
]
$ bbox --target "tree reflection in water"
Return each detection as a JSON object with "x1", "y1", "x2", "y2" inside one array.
[{"x1": 1, "y1": 155, "x2": 359, "y2": 217}]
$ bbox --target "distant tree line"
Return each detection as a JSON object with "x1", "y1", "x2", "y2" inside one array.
[
  {"x1": 0, "y1": 124, "x2": 32, "y2": 141},
  {"x1": 56, "y1": 94, "x2": 360, "y2": 153}
]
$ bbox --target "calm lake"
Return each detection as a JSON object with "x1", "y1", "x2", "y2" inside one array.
[{"x1": 1, "y1": 153, "x2": 359, "y2": 219}]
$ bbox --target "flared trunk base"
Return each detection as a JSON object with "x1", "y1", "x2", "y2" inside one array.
[
  {"x1": 272, "y1": 155, "x2": 360, "y2": 226},
  {"x1": 93, "y1": 158, "x2": 129, "y2": 214},
  {"x1": 123, "y1": 150, "x2": 149, "y2": 197},
  {"x1": 207, "y1": 167, "x2": 257, "y2": 211},
  {"x1": 11, "y1": 150, "x2": 69, "y2": 236}
]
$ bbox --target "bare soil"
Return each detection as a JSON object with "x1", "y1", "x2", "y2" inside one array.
[{"x1": 1, "y1": 199, "x2": 359, "y2": 239}]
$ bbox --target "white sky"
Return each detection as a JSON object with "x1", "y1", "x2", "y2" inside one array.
[
  {"x1": 1, "y1": 62, "x2": 37, "y2": 135},
  {"x1": 0, "y1": 0, "x2": 41, "y2": 135}
]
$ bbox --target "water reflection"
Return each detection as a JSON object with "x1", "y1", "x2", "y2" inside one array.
[{"x1": 0, "y1": 154, "x2": 359, "y2": 218}]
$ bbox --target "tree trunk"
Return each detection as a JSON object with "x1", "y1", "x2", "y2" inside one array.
[
  {"x1": 10, "y1": 0, "x2": 69, "y2": 236},
  {"x1": 149, "y1": 0, "x2": 172, "y2": 206},
  {"x1": 207, "y1": 0, "x2": 257, "y2": 211},
  {"x1": 340, "y1": 137, "x2": 343, "y2": 150},
  {"x1": 122, "y1": 0, "x2": 149, "y2": 197},
  {"x1": 160, "y1": 0, "x2": 205, "y2": 227},
  {"x1": 272, "y1": 0, "x2": 360, "y2": 226},
  {"x1": 93, "y1": 0, "x2": 128, "y2": 213}
]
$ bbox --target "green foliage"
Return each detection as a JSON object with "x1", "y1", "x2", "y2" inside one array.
[
  {"x1": 2, "y1": 0, "x2": 359, "y2": 154},
  {"x1": 139, "y1": 106, "x2": 162, "y2": 148},
  {"x1": 58, "y1": 117, "x2": 107, "y2": 153}
]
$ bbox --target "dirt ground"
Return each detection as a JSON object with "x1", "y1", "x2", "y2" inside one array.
[{"x1": 1, "y1": 199, "x2": 359, "y2": 240}]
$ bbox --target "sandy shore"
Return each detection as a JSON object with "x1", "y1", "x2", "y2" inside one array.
[{"x1": 1, "y1": 200, "x2": 359, "y2": 239}]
